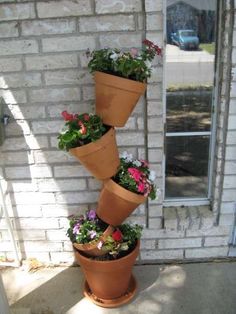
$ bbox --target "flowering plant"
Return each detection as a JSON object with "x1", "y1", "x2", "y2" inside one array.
[
  {"x1": 113, "y1": 151, "x2": 157, "y2": 200},
  {"x1": 87, "y1": 39, "x2": 162, "y2": 83},
  {"x1": 58, "y1": 111, "x2": 108, "y2": 151},
  {"x1": 67, "y1": 209, "x2": 142, "y2": 259}
]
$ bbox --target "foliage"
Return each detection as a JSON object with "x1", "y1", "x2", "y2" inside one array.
[
  {"x1": 112, "y1": 151, "x2": 157, "y2": 200},
  {"x1": 67, "y1": 210, "x2": 143, "y2": 258},
  {"x1": 87, "y1": 39, "x2": 162, "y2": 83},
  {"x1": 58, "y1": 111, "x2": 107, "y2": 151}
]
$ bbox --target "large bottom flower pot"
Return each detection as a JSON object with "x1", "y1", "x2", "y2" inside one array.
[
  {"x1": 73, "y1": 225, "x2": 114, "y2": 257},
  {"x1": 96, "y1": 179, "x2": 146, "y2": 226},
  {"x1": 69, "y1": 127, "x2": 120, "y2": 180},
  {"x1": 75, "y1": 241, "x2": 140, "y2": 305},
  {"x1": 95, "y1": 71, "x2": 146, "y2": 127}
]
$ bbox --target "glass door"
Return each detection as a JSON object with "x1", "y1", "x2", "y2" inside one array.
[{"x1": 165, "y1": 0, "x2": 217, "y2": 201}]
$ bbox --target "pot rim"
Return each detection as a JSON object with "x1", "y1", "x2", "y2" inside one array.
[
  {"x1": 94, "y1": 71, "x2": 147, "y2": 93},
  {"x1": 104, "y1": 179, "x2": 146, "y2": 204},
  {"x1": 75, "y1": 240, "x2": 140, "y2": 266},
  {"x1": 69, "y1": 127, "x2": 115, "y2": 158}
]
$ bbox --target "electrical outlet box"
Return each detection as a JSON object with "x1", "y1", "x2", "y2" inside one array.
[{"x1": 0, "y1": 97, "x2": 6, "y2": 146}]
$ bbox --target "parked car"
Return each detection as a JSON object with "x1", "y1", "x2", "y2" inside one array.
[{"x1": 171, "y1": 30, "x2": 199, "y2": 50}]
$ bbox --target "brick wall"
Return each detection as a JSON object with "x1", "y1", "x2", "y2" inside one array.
[{"x1": 0, "y1": 0, "x2": 235, "y2": 264}]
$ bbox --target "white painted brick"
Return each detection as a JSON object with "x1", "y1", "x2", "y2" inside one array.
[
  {"x1": 222, "y1": 189, "x2": 236, "y2": 202},
  {"x1": 0, "y1": 39, "x2": 38, "y2": 56},
  {"x1": 21, "y1": 19, "x2": 76, "y2": 36},
  {"x1": 44, "y1": 70, "x2": 93, "y2": 86},
  {"x1": 143, "y1": 229, "x2": 185, "y2": 240},
  {"x1": 25, "y1": 54, "x2": 78, "y2": 70},
  {"x1": 141, "y1": 249, "x2": 183, "y2": 260},
  {"x1": 6, "y1": 121, "x2": 31, "y2": 137},
  {"x1": 21, "y1": 252, "x2": 50, "y2": 263},
  {"x1": 116, "y1": 132, "x2": 145, "y2": 146},
  {"x1": 219, "y1": 214, "x2": 234, "y2": 226},
  {"x1": 63, "y1": 241, "x2": 73, "y2": 251},
  {"x1": 186, "y1": 226, "x2": 231, "y2": 237},
  {"x1": 37, "y1": 0, "x2": 92, "y2": 18},
  {"x1": 42, "y1": 36, "x2": 96, "y2": 53},
  {"x1": 54, "y1": 165, "x2": 91, "y2": 178},
  {"x1": 47, "y1": 103, "x2": 93, "y2": 118},
  {"x1": 0, "y1": 57, "x2": 22, "y2": 72},
  {"x1": 225, "y1": 146, "x2": 236, "y2": 160},
  {"x1": 2, "y1": 230, "x2": 45, "y2": 241},
  {"x1": 38, "y1": 178, "x2": 87, "y2": 192},
  {"x1": 116, "y1": 117, "x2": 136, "y2": 131},
  {"x1": 148, "y1": 133, "x2": 163, "y2": 148},
  {"x1": 164, "y1": 207, "x2": 178, "y2": 230},
  {"x1": 148, "y1": 217, "x2": 162, "y2": 228},
  {"x1": 146, "y1": 13, "x2": 163, "y2": 31},
  {"x1": 188, "y1": 206, "x2": 201, "y2": 230},
  {"x1": 14, "y1": 205, "x2": 42, "y2": 218},
  {"x1": 0, "y1": 73, "x2": 42, "y2": 88},
  {"x1": 158, "y1": 238, "x2": 202, "y2": 249},
  {"x1": 229, "y1": 99, "x2": 236, "y2": 114},
  {"x1": 220, "y1": 202, "x2": 235, "y2": 214},
  {"x1": 185, "y1": 247, "x2": 228, "y2": 258},
  {"x1": 95, "y1": 0, "x2": 142, "y2": 13},
  {"x1": 223, "y1": 176, "x2": 236, "y2": 188},
  {"x1": 140, "y1": 239, "x2": 156, "y2": 250},
  {"x1": 148, "y1": 67, "x2": 163, "y2": 83},
  {"x1": 147, "y1": 84, "x2": 162, "y2": 99},
  {"x1": 0, "y1": 22, "x2": 18, "y2": 38},
  {"x1": 30, "y1": 165, "x2": 53, "y2": 179},
  {"x1": 88, "y1": 178, "x2": 102, "y2": 190},
  {"x1": 224, "y1": 161, "x2": 236, "y2": 174},
  {"x1": 147, "y1": 101, "x2": 163, "y2": 116},
  {"x1": 228, "y1": 115, "x2": 236, "y2": 130},
  {"x1": 0, "y1": 241, "x2": 12, "y2": 251},
  {"x1": 55, "y1": 191, "x2": 99, "y2": 204},
  {"x1": 0, "y1": 89, "x2": 27, "y2": 104},
  {"x1": 149, "y1": 204, "x2": 163, "y2": 217},
  {"x1": 147, "y1": 117, "x2": 163, "y2": 132},
  {"x1": 0, "y1": 3, "x2": 35, "y2": 21},
  {"x1": 125, "y1": 215, "x2": 146, "y2": 226},
  {"x1": 133, "y1": 96, "x2": 145, "y2": 114},
  {"x1": 8, "y1": 180, "x2": 38, "y2": 193},
  {"x1": 146, "y1": 32, "x2": 163, "y2": 46},
  {"x1": 204, "y1": 236, "x2": 229, "y2": 247},
  {"x1": 82, "y1": 86, "x2": 95, "y2": 100},
  {"x1": 198, "y1": 206, "x2": 214, "y2": 229},
  {"x1": 79, "y1": 15, "x2": 135, "y2": 32},
  {"x1": 99, "y1": 33, "x2": 142, "y2": 48},
  {"x1": 145, "y1": 0, "x2": 163, "y2": 12},
  {"x1": 177, "y1": 207, "x2": 190, "y2": 231},
  {"x1": 29, "y1": 87, "x2": 81, "y2": 103},
  {"x1": 13, "y1": 192, "x2": 55, "y2": 205},
  {"x1": 5, "y1": 165, "x2": 52, "y2": 179},
  {"x1": 46, "y1": 230, "x2": 68, "y2": 241},
  {"x1": 0, "y1": 151, "x2": 33, "y2": 166},
  {"x1": 148, "y1": 148, "x2": 163, "y2": 163},
  {"x1": 226, "y1": 131, "x2": 236, "y2": 148},
  {"x1": 33, "y1": 150, "x2": 74, "y2": 164},
  {"x1": 8, "y1": 105, "x2": 46, "y2": 120},
  {"x1": 15, "y1": 218, "x2": 59, "y2": 230},
  {"x1": 1, "y1": 135, "x2": 49, "y2": 151},
  {"x1": 42, "y1": 205, "x2": 86, "y2": 218},
  {"x1": 23, "y1": 241, "x2": 62, "y2": 252},
  {"x1": 50, "y1": 252, "x2": 75, "y2": 264},
  {"x1": 32, "y1": 121, "x2": 64, "y2": 134}
]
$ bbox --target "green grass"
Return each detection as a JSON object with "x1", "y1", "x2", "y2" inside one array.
[{"x1": 199, "y1": 43, "x2": 215, "y2": 54}]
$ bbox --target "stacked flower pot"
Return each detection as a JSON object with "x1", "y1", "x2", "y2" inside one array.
[{"x1": 58, "y1": 41, "x2": 161, "y2": 308}]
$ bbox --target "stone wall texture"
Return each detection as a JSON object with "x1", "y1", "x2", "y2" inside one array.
[{"x1": 0, "y1": 0, "x2": 235, "y2": 264}]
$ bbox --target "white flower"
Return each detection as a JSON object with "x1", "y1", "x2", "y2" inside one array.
[
  {"x1": 133, "y1": 160, "x2": 142, "y2": 167},
  {"x1": 145, "y1": 60, "x2": 152, "y2": 68},
  {"x1": 110, "y1": 52, "x2": 119, "y2": 61},
  {"x1": 149, "y1": 170, "x2": 156, "y2": 182},
  {"x1": 120, "y1": 151, "x2": 133, "y2": 162},
  {"x1": 97, "y1": 241, "x2": 103, "y2": 250}
]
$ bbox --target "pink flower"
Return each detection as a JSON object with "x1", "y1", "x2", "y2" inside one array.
[
  {"x1": 138, "y1": 182, "x2": 145, "y2": 193},
  {"x1": 128, "y1": 168, "x2": 142, "y2": 182},
  {"x1": 140, "y1": 159, "x2": 149, "y2": 167},
  {"x1": 78, "y1": 121, "x2": 87, "y2": 135},
  {"x1": 130, "y1": 48, "x2": 138, "y2": 58}
]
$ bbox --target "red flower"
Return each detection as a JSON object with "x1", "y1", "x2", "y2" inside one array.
[
  {"x1": 78, "y1": 121, "x2": 87, "y2": 135},
  {"x1": 112, "y1": 229, "x2": 123, "y2": 242},
  {"x1": 83, "y1": 113, "x2": 90, "y2": 121},
  {"x1": 61, "y1": 110, "x2": 74, "y2": 121},
  {"x1": 138, "y1": 182, "x2": 145, "y2": 193},
  {"x1": 128, "y1": 168, "x2": 142, "y2": 182}
]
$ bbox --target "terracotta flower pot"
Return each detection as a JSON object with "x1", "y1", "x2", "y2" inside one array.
[
  {"x1": 73, "y1": 225, "x2": 114, "y2": 257},
  {"x1": 75, "y1": 241, "x2": 140, "y2": 304},
  {"x1": 96, "y1": 179, "x2": 146, "y2": 226},
  {"x1": 95, "y1": 71, "x2": 147, "y2": 127},
  {"x1": 69, "y1": 127, "x2": 120, "y2": 180}
]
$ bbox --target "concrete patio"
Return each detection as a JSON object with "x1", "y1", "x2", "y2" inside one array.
[{"x1": 1, "y1": 261, "x2": 236, "y2": 314}]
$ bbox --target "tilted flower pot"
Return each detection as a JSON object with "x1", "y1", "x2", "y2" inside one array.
[
  {"x1": 94, "y1": 71, "x2": 147, "y2": 127},
  {"x1": 73, "y1": 225, "x2": 114, "y2": 257},
  {"x1": 69, "y1": 127, "x2": 120, "y2": 180},
  {"x1": 96, "y1": 179, "x2": 146, "y2": 226},
  {"x1": 75, "y1": 240, "x2": 140, "y2": 307}
]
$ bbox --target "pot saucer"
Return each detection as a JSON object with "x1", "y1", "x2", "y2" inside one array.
[{"x1": 83, "y1": 274, "x2": 137, "y2": 308}]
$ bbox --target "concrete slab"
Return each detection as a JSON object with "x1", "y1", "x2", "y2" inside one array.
[
  {"x1": 1, "y1": 262, "x2": 236, "y2": 314},
  {"x1": 11, "y1": 309, "x2": 31, "y2": 314}
]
